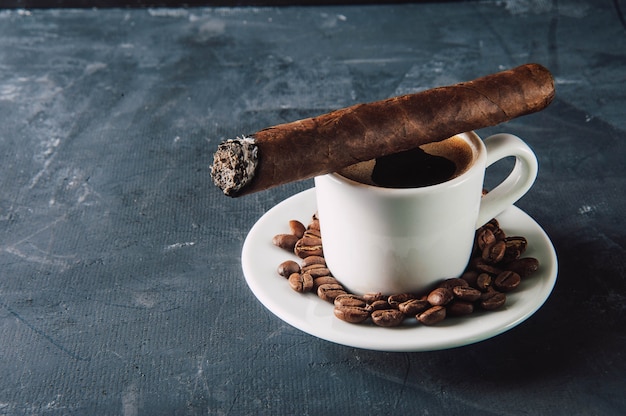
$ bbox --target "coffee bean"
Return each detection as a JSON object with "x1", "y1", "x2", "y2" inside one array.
[
  {"x1": 371, "y1": 309, "x2": 405, "y2": 327},
  {"x1": 484, "y1": 218, "x2": 500, "y2": 231},
  {"x1": 460, "y1": 270, "x2": 479, "y2": 287},
  {"x1": 476, "y1": 228, "x2": 496, "y2": 251},
  {"x1": 452, "y1": 285, "x2": 481, "y2": 302},
  {"x1": 388, "y1": 293, "x2": 417, "y2": 307},
  {"x1": 502, "y1": 236, "x2": 527, "y2": 262},
  {"x1": 301, "y1": 255, "x2": 326, "y2": 268},
  {"x1": 334, "y1": 294, "x2": 367, "y2": 308},
  {"x1": 481, "y1": 219, "x2": 505, "y2": 240},
  {"x1": 303, "y1": 228, "x2": 321, "y2": 238},
  {"x1": 288, "y1": 220, "x2": 306, "y2": 238},
  {"x1": 438, "y1": 278, "x2": 469, "y2": 290},
  {"x1": 305, "y1": 267, "x2": 332, "y2": 278},
  {"x1": 504, "y1": 257, "x2": 539, "y2": 278},
  {"x1": 480, "y1": 290, "x2": 506, "y2": 310},
  {"x1": 476, "y1": 273, "x2": 493, "y2": 292},
  {"x1": 362, "y1": 292, "x2": 385, "y2": 303},
  {"x1": 277, "y1": 260, "x2": 300, "y2": 277},
  {"x1": 368, "y1": 299, "x2": 392, "y2": 311},
  {"x1": 417, "y1": 305, "x2": 446, "y2": 325},
  {"x1": 313, "y1": 276, "x2": 340, "y2": 290},
  {"x1": 427, "y1": 287, "x2": 453, "y2": 306},
  {"x1": 494, "y1": 228, "x2": 506, "y2": 242},
  {"x1": 494, "y1": 271, "x2": 521, "y2": 292},
  {"x1": 300, "y1": 263, "x2": 326, "y2": 274},
  {"x1": 272, "y1": 234, "x2": 299, "y2": 251},
  {"x1": 288, "y1": 272, "x2": 314, "y2": 293},
  {"x1": 482, "y1": 240, "x2": 506, "y2": 264},
  {"x1": 479, "y1": 287, "x2": 498, "y2": 301},
  {"x1": 293, "y1": 235, "x2": 323, "y2": 258},
  {"x1": 470, "y1": 258, "x2": 503, "y2": 275},
  {"x1": 317, "y1": 283, "x2": 346, "y2": 303},
  {"x1": 447, "y1": 300, "x2": 474, "y2": 316},
  {"x1": 398, "y1": 298, "x2": 430, "y2": 315},
  {"x1": 334, "y1": 305, "x2": 370, "y2": 323},
  {"x1": 308, "y1": 218, "x2": 321, "y2": 231}
]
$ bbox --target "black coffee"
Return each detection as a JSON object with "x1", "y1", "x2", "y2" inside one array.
[
  {"x1": 339, "y1": 135, "x2": 474, "y2": 188},
  {"x1": 371, "y1": 147, "x2": 456, "y2": 188}
]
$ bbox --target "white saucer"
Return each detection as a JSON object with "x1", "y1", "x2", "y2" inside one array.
[{"x1": 242, "y1": 188, "x2": 558, "y2": 352}]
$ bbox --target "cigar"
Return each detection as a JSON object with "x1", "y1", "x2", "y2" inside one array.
[{"x1": 211, "y1": 63, "x2": 554, "y2": 197}]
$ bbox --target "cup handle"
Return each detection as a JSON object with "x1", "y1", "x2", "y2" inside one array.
[{"x1": 476, "y1": 133, "x2": 538, "y2": 228}]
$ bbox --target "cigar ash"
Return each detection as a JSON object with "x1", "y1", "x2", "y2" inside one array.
[{"x1": 211, "y1": 137, "x2": 259, "y2": 196}]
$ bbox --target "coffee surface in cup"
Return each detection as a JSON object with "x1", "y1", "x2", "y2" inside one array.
[
  {"x1": 371, "y1": 147, "x2": 455, "y2": 188},
  {"x1": 339, "y1": 135, "x2": 474, "y2": 188}
]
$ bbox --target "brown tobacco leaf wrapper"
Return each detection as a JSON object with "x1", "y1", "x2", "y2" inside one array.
[{"x1": 211, "y1": 63, "x2": 555, "y2": 197}]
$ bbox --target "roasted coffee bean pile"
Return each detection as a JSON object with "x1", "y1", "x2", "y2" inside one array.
[{"x1": 272, "y1": 213, "x2": 539, "y2": 327}]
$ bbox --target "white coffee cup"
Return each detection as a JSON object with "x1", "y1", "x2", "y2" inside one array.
[{"x1": 314, "y1": 131, "x2": 538, "y2": 295}]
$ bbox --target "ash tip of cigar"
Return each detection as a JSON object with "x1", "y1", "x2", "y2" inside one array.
[{"x1": 210, "y1": 136, "x2": 258, "y2": 197}]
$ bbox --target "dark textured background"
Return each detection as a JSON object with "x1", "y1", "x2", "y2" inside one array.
[
  {"x1": 0, "y1": 1, "x2": 624, "y2": 414},
  {"x1": 1, "y1": 0, "x2": 435, "y2": 8}
]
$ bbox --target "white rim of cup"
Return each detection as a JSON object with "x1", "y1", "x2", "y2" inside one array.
[{"x1": 326, "y1": 131, "x2": 487, "y2": 195}]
